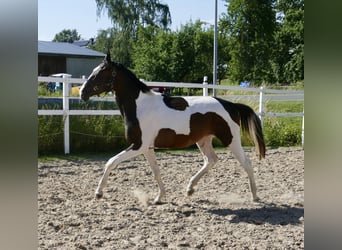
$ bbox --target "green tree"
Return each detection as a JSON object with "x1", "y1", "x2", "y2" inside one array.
[
  {"x1": 172, "y1": 20, "x2": 214, "y2": 83},
  {"x1": 172, "y1": 21, "x2": 198, "y2": 82},
  {"x1": 217, "y1": 22, "x2": 231, "y2": 84},
  {"x1": 272, "y1": 0, "x2": 304, "y2": 84},
  {"x1": 96, "y1": 0, "x2": 171, "y2": 34},
  {"x1": 221, "y1": 0, "x2": 276, "y2": 85},
  {"x1": 132, "y1": 20, "x2": 230, "y2": 84},
  {"x1": 90, "y1": 28, "x2": 132, "y2": 66},
  {"x1": 52, "y1": 29, "x2": 81, "y2": 43},
  {"x1": 132, "y1": 21, "x2": 217, "y2": 83},
  {"x1": 95, "y1": 0, "x2": 172, "y2": 67},
  {"x1": 132, "y1": 25, "x2": 175, "y2": 81},
  {"x1": 90, "y1": 29, "x2": 111, "y2": 52}
]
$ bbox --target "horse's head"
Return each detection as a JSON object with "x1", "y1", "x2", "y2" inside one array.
[{"x1": 80, "y1": 53, "x2": 116, "y2": 101}]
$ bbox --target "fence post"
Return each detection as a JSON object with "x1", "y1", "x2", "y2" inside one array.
[
  {"x1": 63, "y1": 75, "x2": 70, "y2": 154},
  {"x1": 259, "y1": 86, "x2": 264, "y2": 126},
  {"x1": 301, "y1": 108, "x2": 304, "y2": 148},
  {"x1": 203, "y1": 76, "x2": 208, "y2": 96}
]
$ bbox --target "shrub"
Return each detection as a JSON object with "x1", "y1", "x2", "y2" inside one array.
[
  {"x1": 69, "y1": 115, "x2": 128, "y2": 153},
  {"x1": 263, "y1": 117, "x2": 302, "y2": 147},
  {"x1": 211, "y1": 117, "x2": 303, "y2": 149},
  {"x1": 38, "y1": 99, "x2": 128, "y2": 155},
  {"x1": 38, "y1": 115, "x2": 64, "y2": 155},
  {"x1": 38, "y1": 115, "x2": 128, "y2": 155}
]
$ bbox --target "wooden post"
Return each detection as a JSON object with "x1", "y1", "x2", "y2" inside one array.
[
  {"x1": 301, "y1": 108, "x2": 304, "y2": 148},
  {"x1": 62, "y1": 75, "x2": 70, "y2": 154},
  {"x1": 259, "y1": 86, "x2": 264, "y2": 127},
  {"x1": 203, "y1": 76, "x2": 208, "y2": 96}
]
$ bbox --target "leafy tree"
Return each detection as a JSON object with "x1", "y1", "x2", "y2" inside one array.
[
  {"x1": 221, "y1": 0, "x2": 276, "y2": 85},
  {"x1": 132, "y1": 25, "x2": 175, "y2": 81},
  {"x1": 90, "y1": 28, "x2": 132, "y2": 66},
  {"x1": 132, "y1": 20, "x2": 231, "y2": 84},
  {"x1": 217, "y1": 23, "x2": 231, "y2": 84},
  {"x1": 272, "y1": 0, "x2": 304, "y2": 84},
  {"x1": 172, "y1": 21, "x2": 199, "y2": 82},
  {"x1": 90, "y1": 29, "x2": 111, "y2": 52},
  {"x1": 171, "y1": 20, "x2": 220, "y2": 83},
  {"x1": 52, "y1": 29, "x2": 81, "y2": 43},
  {"x1": 132, "y1": 21, "x2": 218, "y2": 83},
  {"x1": 95, "y1": 0, "x2": 172, "y2": 67},
  {"x1": 174, "y1": 20, "x2": 230, "y2": 83},
  {"x1": 96, "y1": 0, "x2": 171, "y2": 34}
]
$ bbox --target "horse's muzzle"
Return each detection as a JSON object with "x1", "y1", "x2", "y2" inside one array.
[
  {"x1": 79, "y1": 87, "x2": 89, "y2": 101},
  {"x1": 80, "y1": 94, "x2": 89, "y2": 101}
]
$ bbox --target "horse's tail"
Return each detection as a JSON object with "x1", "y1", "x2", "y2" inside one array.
[{"x1": 234, "y1": 103, "x2": 266, "y2": 160}]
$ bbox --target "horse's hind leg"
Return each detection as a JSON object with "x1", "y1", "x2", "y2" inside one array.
[
  {"x1": 95, "y1": 147, "x2": 142, "y2": 199},
  {"x1": 229, "y1": 138, "x2": 260, "y2": 202},
  {"x1": 144, "y1": 148, "x2": 165, "y2": 204},
  {"x1": 186, "y1": 136, "x2": 218, "y2": 196}
]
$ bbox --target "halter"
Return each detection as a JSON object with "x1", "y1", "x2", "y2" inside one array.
[
  {"x1": 106, "y1": 68, "x2": 117, "y2": 91},
  {"x1": 93, "y1": 65, "x2": 116, "y2": 93}
]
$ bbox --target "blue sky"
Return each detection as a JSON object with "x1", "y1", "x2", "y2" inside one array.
[{"x1": 38, "y1": 0, "x2": 227, "y2": 41}]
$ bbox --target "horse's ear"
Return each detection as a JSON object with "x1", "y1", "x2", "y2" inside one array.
[{"x1": 105, "y1": 52, "x2": 111, "y2": 63}]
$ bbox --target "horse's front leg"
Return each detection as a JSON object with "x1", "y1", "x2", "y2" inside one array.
[
  {"x1": 144, "y1": 148, "x2": 165, "y2": 204},
  {"x1": 95, "y1": 146, "x2": 142, "y2": 199}
]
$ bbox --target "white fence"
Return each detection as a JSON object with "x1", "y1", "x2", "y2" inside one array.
[{"x1": 38, "y1": 76, "x2": 304, "y2": 154}]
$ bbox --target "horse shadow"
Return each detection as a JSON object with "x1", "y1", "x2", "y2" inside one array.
[{"x1": 207, "y1": 203, "x2": 304, "y2": 225}]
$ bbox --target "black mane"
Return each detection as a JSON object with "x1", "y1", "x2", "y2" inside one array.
[{"x1": 114, "y1": 62, "x2": 150, "y2": 93}]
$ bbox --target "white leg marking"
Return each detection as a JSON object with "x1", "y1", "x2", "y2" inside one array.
[
  {"x1": 229, "y1": 138, "x2": 259, "y2": 202},
  {"x1": 144, "y1": 148, "x2": 165, "y2": 204},
  {"x1": 95, "y1": 147, "x2": 143, "y2": 199},
  {"x1": 187, "y1": 136, "x2": 218, "y2": 196}
]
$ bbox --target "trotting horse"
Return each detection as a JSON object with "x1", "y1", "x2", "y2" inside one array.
[{"x1": 80, "y1": 53, "x2": 266, "y2": 204}]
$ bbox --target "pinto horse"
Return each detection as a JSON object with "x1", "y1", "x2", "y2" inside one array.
[{"x1": 80, "y1": 53, "x2": 266, "y2": 204}]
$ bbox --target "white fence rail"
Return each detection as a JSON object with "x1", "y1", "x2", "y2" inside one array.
[{"x1": 38, "y1": 76, "x2": 304, "y2": 154}]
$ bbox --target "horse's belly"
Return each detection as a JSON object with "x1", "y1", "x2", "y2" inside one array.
[
  {"x1": 153, "y1": 111, "x2": 233, "y2": 149},
  {"x1": 154, "y1": 128, "x2": 199, "y2": 149}
]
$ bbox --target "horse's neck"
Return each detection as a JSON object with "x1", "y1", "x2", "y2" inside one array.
[
  {"x1": 114, "y1": 78, "x2": 151, "y2": 121},
  {"x1": 115, "y1": 90, "x2": 142, "y2": 122}
]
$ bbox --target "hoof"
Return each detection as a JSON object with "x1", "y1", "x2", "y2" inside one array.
[
  {"x1": 152, "y1": 200, "x2": 163, "y2": 205},
  {"x1": 253, "y1": 196, "x2": 260, "y2": 202},
  {"x1": 187, "y1": 188, "x2": 194, "y2": 196},
  {"x1": 95, "y1": 192, "x2": 103, "y2": 199}
]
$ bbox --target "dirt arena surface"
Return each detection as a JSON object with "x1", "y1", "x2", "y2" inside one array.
[{"x1": 38, "y1": 147, "x2": 304, "y2": 249}]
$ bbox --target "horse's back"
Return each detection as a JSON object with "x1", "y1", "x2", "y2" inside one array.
[{"x1": 137, "y1": 94, "x2": 240, "y2": 149}]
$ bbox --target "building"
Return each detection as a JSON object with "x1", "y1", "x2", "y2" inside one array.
[{"x1": 38, "y1": 40, "x2": 105, "y2": 78}]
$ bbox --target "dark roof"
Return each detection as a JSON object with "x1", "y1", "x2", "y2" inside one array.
[
  {"x1": 72, "y1": 39, "x2": 94, "y2": 47},
  {"x1": 38, "y1": 41, "x2": 105, "y2": 57}
]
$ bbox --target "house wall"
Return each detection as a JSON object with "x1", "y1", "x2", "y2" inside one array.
[
  {"x1": 38, "y1": 55, "x2": 103, "y2": 78},
  {"x1": 66, "y1": 57, "x2": 103, "y2": 78},
  {"x1": 38, "y1": 55, "x2": 66, "y2": 76}
]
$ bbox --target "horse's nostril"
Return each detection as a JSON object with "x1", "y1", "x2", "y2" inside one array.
[{"x1": 81, "y1": 94, "x2": 89, "y2": 101}]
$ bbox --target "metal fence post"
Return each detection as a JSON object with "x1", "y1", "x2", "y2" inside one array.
[
  {"x1": 63, "y1": 75, "x2": 70, "y2": 154},
  {"x1": 259, "y1": 86, "x2": 264, "y2": 127},
  {"x1": 203, "y1": 76, "x2": 208, "y2": 97}
]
